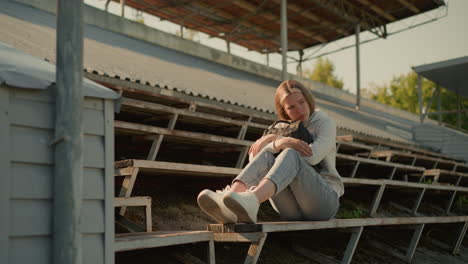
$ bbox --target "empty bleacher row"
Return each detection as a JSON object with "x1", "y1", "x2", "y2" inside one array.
[{"x1": 109, "y1": 84, "x2": 468, "y2": 264}]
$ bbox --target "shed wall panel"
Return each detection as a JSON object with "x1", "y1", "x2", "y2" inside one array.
[
  {"x1": 81, "y1": 200, "x2": 105, "y2": 233},
  {"x1": 11, "y1": 162, "x2": 52, "y2": 199},
  {"x1": 84, "y1": 168, "x2": 105, "y2": 200},
  {"x1": 84, "y1": 108, "x2": 105, "y2": 136},
  {"x1": 84, "y1": 134, "x2": 105, "y2": 168},
  {"x1": 84, "y1": 97, "x2": 105, "y2": 111},
  {"x1": 10, "y1": 98, "x2": 54, "y2": 129},
  {"x1": 11, "y1": 125, "x2": 53, "y2": 165},
  {"x1": 0, "y1": 86, "x2": 10, "y2": 263},
  {"x1": 9, "y1": 236, "x2": 51, "y2": 264},
  {"x1": 10, "y1": 199, "x2": 51, "y2": 236},
  {"x1": 82, "y1": 234, "x2": 105, "y2": 264}
]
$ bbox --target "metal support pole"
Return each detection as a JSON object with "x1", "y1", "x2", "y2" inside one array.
[
  {"x1": 417, "y1": 75, "x2": 423, "y2": 123},
  {"x1": 120, "y1": 0, "x2": 125, "y2": 17},
  {"x1": 54, "y1": 0, "x2": 84, "y2": 263},
  {"x1": 297, "y1": 50, "x2": 304, "y2": 77},
  {"x1": 105, "y1": 0, "x2": 111, "y2": 12},
  {"x1": 280, "y1": 0, "x2": 288, "y2": 81},
  {"x1": 437, "y1": 85, "x2": 442, "y2": 125},
  {"x1": 355, "y1": 23, "x2": 361, "y2": 110},
  {"x1": 266, "y1": 53, "x2": 270, "y2": 66},
  {"x1": 180, "y1": 22, "x2": 184, "y2": 38},
  {"x1": 457, "y1": 93, "x2": 461, "y2": 129},
  {"x1": 226, "y1": 40, "x2": 231, "y2": 54}
]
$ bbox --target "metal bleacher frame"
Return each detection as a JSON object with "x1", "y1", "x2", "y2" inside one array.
[{"x1": 111, "y1": 87, "x2": 468, "y2": 264}]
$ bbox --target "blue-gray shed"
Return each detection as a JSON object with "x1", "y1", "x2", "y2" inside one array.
[{"x1": 0, "y1": 41, "x2": 119, "y2": 264}]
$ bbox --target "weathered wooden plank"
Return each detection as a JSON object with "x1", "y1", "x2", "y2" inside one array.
[
  {"x1": 114, "y1": 196, "x2": 151, "y2": 207},
  {"x1": 405, "y1": 224, "x2": 424, "y2": 262},
  {"x1": 122, "y1": 98, "x2": 268, "y2": 129},
  {"x1": 209, "y1": 216, "x2": 468, "y2": 233},
  {"x1": 129, "y1": 160, "x2": 241, "y2": 177},
  {"x1": 337, "y1": 153, "x2": 426, "y2": 171},
  {"x1": 82, "y1": 234, "x2": 104, "y2": 264},
  {"x1": 9, "y1": 236, "x2": 52, "y2": 264},
  {"x1": 114, "y1": 231, "x2": 214, "y2": 252},
  {"x1": 115, "y1": 215, "x2": 145, "y2": 233},
  {"x1": 10, "y1": 199, "x2": 52, "y2": 236},
  {"x1": 116, "y1": 120, "x2": 253, "y2": 146}
]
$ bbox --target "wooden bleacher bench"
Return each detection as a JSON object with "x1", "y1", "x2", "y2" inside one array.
[
  {"x1": 115, "y1": 160, "x2": 468, "y2": 218},
  {"x1": 337, "y1": 134, "x2": 464, "y2": 163},
  {"x1": 115, "y1": 230, "x2": 215, "y2": 264},
  {"x1": 208, "y1": 216, "x2": 468, "y2": 264}
]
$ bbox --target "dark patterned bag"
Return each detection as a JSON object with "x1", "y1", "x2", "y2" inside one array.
[
  {"x1": 263, "y1": 120, "x2": 314, "y2": 144},
  {"x1": 263, "y1": 120, "x2": 321, "y2": 171}
]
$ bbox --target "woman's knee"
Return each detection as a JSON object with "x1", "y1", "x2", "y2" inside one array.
[{"x1": 281, "y1": 148, "x2": 301, "y2": 157}]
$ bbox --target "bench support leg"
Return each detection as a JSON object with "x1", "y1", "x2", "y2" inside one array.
[
  {"x1": 388, "y1": 167, "x2": 397, "y2": 180},
  {"x1": 412, "y1": 188, "x2": 426, "y2": 215},
  {"x1": 452, "y1": 221, "x2": 468, "y2": 255},
  {"x1": 245, "y1": 233, "x2": 268, "y2": 264},
  {"x1": 208, "y1": 239, "x2": 216, "y2": 264},
  {"x1": 119, "y1": 167, "x2": 140, "y2": 215},
  {"x1": 147, "y1": 135, "x2": 164, "y2": 161},
  {"x1": 370, "y1": 185, "x2": 386, "y2": 217},
  {"x1": 350, "y1": 161, "x2": 360, "y2": 178},
  {"x1": 236, "y1": 147, "x2": 249, "y2": 168},
  {"x1": 341, "y1": 226, "x2": 363, "y2": 264},
  {"x1": 446, "y1": 176, "x2": 462, "y2": 214},
  {"x1": 405, "y1": 224, "x2": 424, "y2": 263}
]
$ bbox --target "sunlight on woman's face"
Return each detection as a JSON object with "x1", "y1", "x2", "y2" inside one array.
[{"x1": 283, "y1": 92, "x2": 310, "y2": 122}]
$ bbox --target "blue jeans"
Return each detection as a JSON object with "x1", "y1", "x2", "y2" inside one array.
[{"x1": 233, "y1": 148, "x2": 339, "y2": 221}]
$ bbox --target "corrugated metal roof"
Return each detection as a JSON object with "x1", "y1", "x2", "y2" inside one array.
[
  {"x1": 0, "y1": 40, "x2": 119, "y2": 100},
  {"x1": 0, "y1": 1, "x2": 424, "y2": 144},
  {"x1": 413, "y1": 56, "x2": 468, "y2": 97}
]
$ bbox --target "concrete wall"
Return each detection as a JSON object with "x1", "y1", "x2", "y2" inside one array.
[{"x1": 0, "y1": 85, "x2": 114, "y2": 264}]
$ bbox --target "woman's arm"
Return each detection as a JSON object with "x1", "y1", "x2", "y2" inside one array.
[
  {"x1": 272, "y1": 116, "x2": 336, "y2": 165},
  {"x1": 248, "y1": 134, "x2": 278, "y2": 158}
]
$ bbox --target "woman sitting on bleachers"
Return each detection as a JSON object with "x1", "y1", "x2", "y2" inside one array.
[{"x1": 197, "y1": 80, "x2": 344, "y2": 224}]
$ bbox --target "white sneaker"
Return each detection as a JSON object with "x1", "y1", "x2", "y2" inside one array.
[
  {"x1": 197, "y1": 186, "x2": 237, "y2": 224},
  {"x1": 223, "y1": 187, "x2": 260, "y2": 224}
]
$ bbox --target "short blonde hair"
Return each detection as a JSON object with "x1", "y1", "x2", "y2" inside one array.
[{"x1": 274, "y1": 80, "x2": 316, "y2": 120}]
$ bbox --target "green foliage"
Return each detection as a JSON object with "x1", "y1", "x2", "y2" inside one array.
[
  {"x1": 306, "y1": 57, "x2": 344, "y2": 89},
  {"x1": 365, "y1": 71, "x2": 468, "y2": 130},
  {"x1": 456, "y1": 195, "x2": 468, "y2": 208},
  {"x1": 423, "y1": 178, "x2": 433, "y2": 185},
  {"x1": 336, "y1": 208, "x2": 364, "y2": 219}
]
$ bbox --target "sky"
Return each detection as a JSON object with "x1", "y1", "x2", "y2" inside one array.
[{"x1": 86, "y1": 0, "x2": 468, "y2": 94}]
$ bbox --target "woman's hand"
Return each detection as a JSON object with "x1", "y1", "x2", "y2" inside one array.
[
  {"x1": 249, "y1": 134, "x2": 277, "y2": 158},
  {"x1": 275, "y1": 137, "x2": 312, "y2": 157}
]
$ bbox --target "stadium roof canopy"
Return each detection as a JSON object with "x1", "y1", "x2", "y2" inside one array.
[
  {"x1": 113, "y1": 0, "x2": 446, "y2": 53},
  {"x1": 413, "y1": 56, "x2": 468, "y2": 98}
]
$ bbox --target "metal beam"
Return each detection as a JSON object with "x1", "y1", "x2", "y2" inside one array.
[
  {"x1": 307, "y1": 0, "x2": 387, "y2": 38},
  {"x1": 54, "y1": 0, "x2": 84, "y2": 263},
  {"x1": 271, "y1": 0, "x2": 349, "y2": 36},
  {"x1": 232, "y1": 0, "x2": 327, "y2": 43},
  {"x1": 396, "y1": 0, "x2": 421, "y2": 13},
  {"x1": 355, "y1": 23, "x2": 361, "y2": 110},
  {"x1": 355, "y1": 0, "x2": 396, "y2": 21},
  {"x1": 281, "y1": 0, "x2": 288, "y2": 81}
]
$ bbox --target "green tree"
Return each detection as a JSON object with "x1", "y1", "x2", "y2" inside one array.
[
  {"x1": 366, "y1": 71, "x2": 468, "y2": 130},
  {"x1": 306, "y1": 57, "x2": 344, "y2": 89}
]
